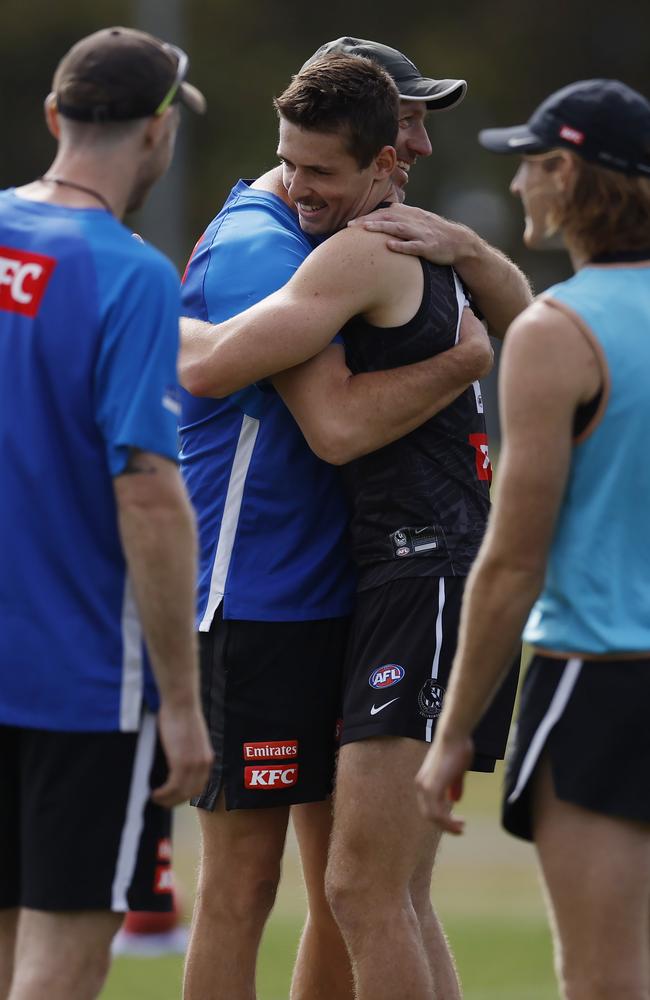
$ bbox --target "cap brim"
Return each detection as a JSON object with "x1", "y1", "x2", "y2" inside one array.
[
  {"x1": 398, "y1": 77, "x2": 467, "y2": 112},
  {"x1": 179, "y1": 81, "x2": 206, "y2": 115},
  {"x1": 478, "y1": 124, "x2": 548, "y2": 154}
]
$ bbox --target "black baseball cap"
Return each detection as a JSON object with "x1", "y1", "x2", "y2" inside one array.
[
  {"x1": 303, "y1": 37, "x2": 466, "y2": 111},
  {"x1": 53, "y1": 26, "x2": 206, "y2": 122},
  {"x1": 479, "y1": 79, "x2": 650, "y2": 177}
]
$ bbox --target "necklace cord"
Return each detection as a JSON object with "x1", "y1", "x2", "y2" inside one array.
[{"x1": 40, "y1": 176, "x2": 113, "y2": 215}]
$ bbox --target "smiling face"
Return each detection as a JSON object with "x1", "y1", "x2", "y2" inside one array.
[
  {"x1": 393, "y1": 100, "x2": 432, "y2": 197},
  {"x1": 277, "y1": 116, "x2": 395, "y2": 235},
  {"x1": 509, "y1": 152, "x2": 568, "y2": 248}
]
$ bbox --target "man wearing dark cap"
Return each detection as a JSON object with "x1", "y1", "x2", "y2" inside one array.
[
  {"x1": 0, "y1": 27, "x2": 212, "y2": 1000},
  {"x1": 417, "y1": 79, "x2": 650, "y2": 999},
  {"x1": 180, "y1": 39, "x2": 529, "y2": 1000}
]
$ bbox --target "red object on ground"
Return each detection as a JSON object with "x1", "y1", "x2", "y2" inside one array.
[{"x1": 123, "y1": 887, "x2": 182, "y2": 936}]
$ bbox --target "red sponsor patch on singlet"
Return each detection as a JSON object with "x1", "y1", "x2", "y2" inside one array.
[
  {"x1": 0, "y1": 247, "x2": 57, "y2": 318},
  {"x1": 469, "y1": 432, "x2": 492, "y2": 482}
]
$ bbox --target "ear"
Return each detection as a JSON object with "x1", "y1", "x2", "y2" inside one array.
[
  {"x1": 141, "y1": 106, "x2": 177, "y2": 150},
  {"x1": 374, "y1": 144, "x2": 397, "y2": 179},
  {"x1": 44, "y1": 93, "x2": 60, "y2": 139}
]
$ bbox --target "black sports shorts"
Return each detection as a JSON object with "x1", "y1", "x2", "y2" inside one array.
[
  {"x1": 340, "y1": 576, "x2": 520, "y2": 771},
  {"x1": 503, "y1": 654, "x2": 650, "y2": 841},
  {"x1": 0, "y1": 712, "x2": 173, "y2": 912},
  {"x1": 193, "y1": 611, "x2": 349, "y2": 810}
]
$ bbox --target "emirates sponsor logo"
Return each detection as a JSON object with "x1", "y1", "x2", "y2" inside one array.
[
  {"x1": 244, "y1": 765, "x2": 299, "y2": 789},
  {"x1": 243, "y1": 740, "x2": 298, "y2": 760},
  {"x1": 0, "y1": 248, "x2": 57, "y2": 318}
]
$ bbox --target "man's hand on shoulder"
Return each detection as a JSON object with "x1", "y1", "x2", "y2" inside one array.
[
  {"x1": 349, "y1": 204, "x2": 533, "y2": 338},
  {"x1": 348, "y1": 204, "x2": 477, "y2": 266}
]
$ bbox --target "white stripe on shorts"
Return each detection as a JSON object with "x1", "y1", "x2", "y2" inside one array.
[
  {"x1": 425, "y1": 578, "x2": 446, "y2": 743},
  {"x1": 506, "y1": 657, "x2": 583, "y2": 805},
  {"x1": 111, "y1": 711, "x2": 157, "y2": 911}
]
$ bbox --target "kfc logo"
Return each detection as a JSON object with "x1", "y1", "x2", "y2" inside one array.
[
  {"x1": 0, "y1": 248, "x2": 57, "y2": 318},
  {"x1": 243, "y1": 740, "x2": 298, "y2": 761},
  {"x1": 469, "y1": 432, "x2": 492, "y2": 482},
  {"x1": 244, "y1": 765, "x2": 299, "y2": 789}
]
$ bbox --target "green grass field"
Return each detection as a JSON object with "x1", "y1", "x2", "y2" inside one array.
[{"x1": 101, "y1": 766, "x2": 559, "y2": 999}]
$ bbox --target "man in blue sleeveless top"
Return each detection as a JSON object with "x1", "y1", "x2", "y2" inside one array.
[
  {"x1": 0, "y1": 28, "x2": 212, "y2": 1000},
  {"x1": 181, "y1": 46, "x2": 530, "y2": 1000},
  {"x1": 417, "y1": 80, "x2": 650, "y2": 1000}
]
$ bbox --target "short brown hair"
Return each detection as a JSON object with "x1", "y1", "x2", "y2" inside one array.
[
  {"x1": 274, "y1": 54, "x2": 399, "y2": 168},
  {"x1": 550, "y1": 153, "x2": 650, "y2": 259}
]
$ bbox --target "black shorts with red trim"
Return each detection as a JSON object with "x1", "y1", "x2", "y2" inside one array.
[
  {"x1": 193, "y1": 611, "x2": 349, "y2": 810},
  {"x1": 0, "y1": 712, "x2": 173, "y2": 912},
  {"x1": 340, "y1": 576, "x2": 520, "y2": 771},
  {"x1": 503, "y1": 654, "x2": 650, "y2": 841}
]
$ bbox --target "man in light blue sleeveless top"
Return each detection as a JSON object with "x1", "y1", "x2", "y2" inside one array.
[{"x1": 417, "y1": 79, "x2": 650, "y2": 1000}]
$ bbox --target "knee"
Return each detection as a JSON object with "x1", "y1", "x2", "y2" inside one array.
[
  {"x1": 12, "y1": 945, "x2": 112, "y2": 999},
  {"x1": 197, "y1": 860, "x2": 281, "y2": 926},
  {"x1": 325, "y1": 860, "x2": 398, "y2": 936},
  {"x1": 324, "y1": 870, "x2": 364, "y2": 936}
]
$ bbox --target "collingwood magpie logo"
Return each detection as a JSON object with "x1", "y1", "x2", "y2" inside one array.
[{"x1": 418, "y1": 680, "x2": 445, "y2": 719}]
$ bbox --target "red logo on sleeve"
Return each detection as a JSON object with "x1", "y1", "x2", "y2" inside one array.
[
  {"x1": 469, "y1": 433, "x2": 492, "y2": 482},
  {"x1": 0, "y1": 247, "x2": 57, "y2": 318}
]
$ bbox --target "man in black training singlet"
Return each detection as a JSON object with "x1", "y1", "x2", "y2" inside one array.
[{"x1": 180, "y1": 46, "x2": 529, "y2": 1000}]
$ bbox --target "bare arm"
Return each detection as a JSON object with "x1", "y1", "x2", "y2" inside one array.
[
  {"x1": 348, "y1": 204, "x2": 533, "y2": 338},
  {"x1": 414, "y1": 301, "x2": 603, "y2": 831},
  {"x1": 114, "y1": 450, "x2": 213, "y2": 806},
  {"x1": 273, "y1": 309, "x2": 492, "y2": 465},
  {"x1": 180, "y1": 228, "x2": 424, "y2": 398}
]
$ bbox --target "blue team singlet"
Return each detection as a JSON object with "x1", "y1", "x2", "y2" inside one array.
[{"x1": 180, "y1": 180, "x2": 355, "y2": 626}]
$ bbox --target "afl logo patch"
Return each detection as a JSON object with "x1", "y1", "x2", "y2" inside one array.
[
  {"x1": 369, "y1": 664, "x2": 405, "y2": 689},
  {"x1": 418, "y1": 680, "x2": 445, "y2": 719}
]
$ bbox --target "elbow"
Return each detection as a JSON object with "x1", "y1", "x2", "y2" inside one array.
[
  {"x1": 179, "y1": 359, "x2": 227, "y2": 399},
  {"x1": 306, "y1": 424, "x2": 360, "y2": 466}
]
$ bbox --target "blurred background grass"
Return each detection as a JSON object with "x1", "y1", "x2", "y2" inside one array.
[{"x1": 102, "y1": 764, "x2": 558, "y2": 999}]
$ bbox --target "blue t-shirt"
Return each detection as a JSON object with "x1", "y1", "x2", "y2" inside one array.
[
  {"x1": 180, "y1": 180, "x2": 355, "y2": 625},
  {"x1": 0, "y1": 191, "x2": 181, "y2": 731}
]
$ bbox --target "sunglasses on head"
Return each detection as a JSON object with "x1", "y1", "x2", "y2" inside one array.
[{"x1": 154, "y1": 44, "x2": 189, "y2": 116}]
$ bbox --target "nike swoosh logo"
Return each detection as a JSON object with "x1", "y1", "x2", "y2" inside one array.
[
  {"x1": 370, "y1": 698, "x2": 400, "y2": 716},
  {"x1": 507, "y1": 135, "x2": 535, "y2": 147}
]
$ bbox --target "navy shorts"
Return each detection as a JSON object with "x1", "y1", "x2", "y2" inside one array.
[
  {"x1": 341, "y1": 576, "x2": 520, "y2": 771},
  {"x1": 193, "y1": 611, "x2": 349, "y2": 810},
  {"x1": 0, "y1": 712, "x2": 173, "y2": 912},
  {"x1": 503, "y1": 654, "x2": 650, "y2": 841}
]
